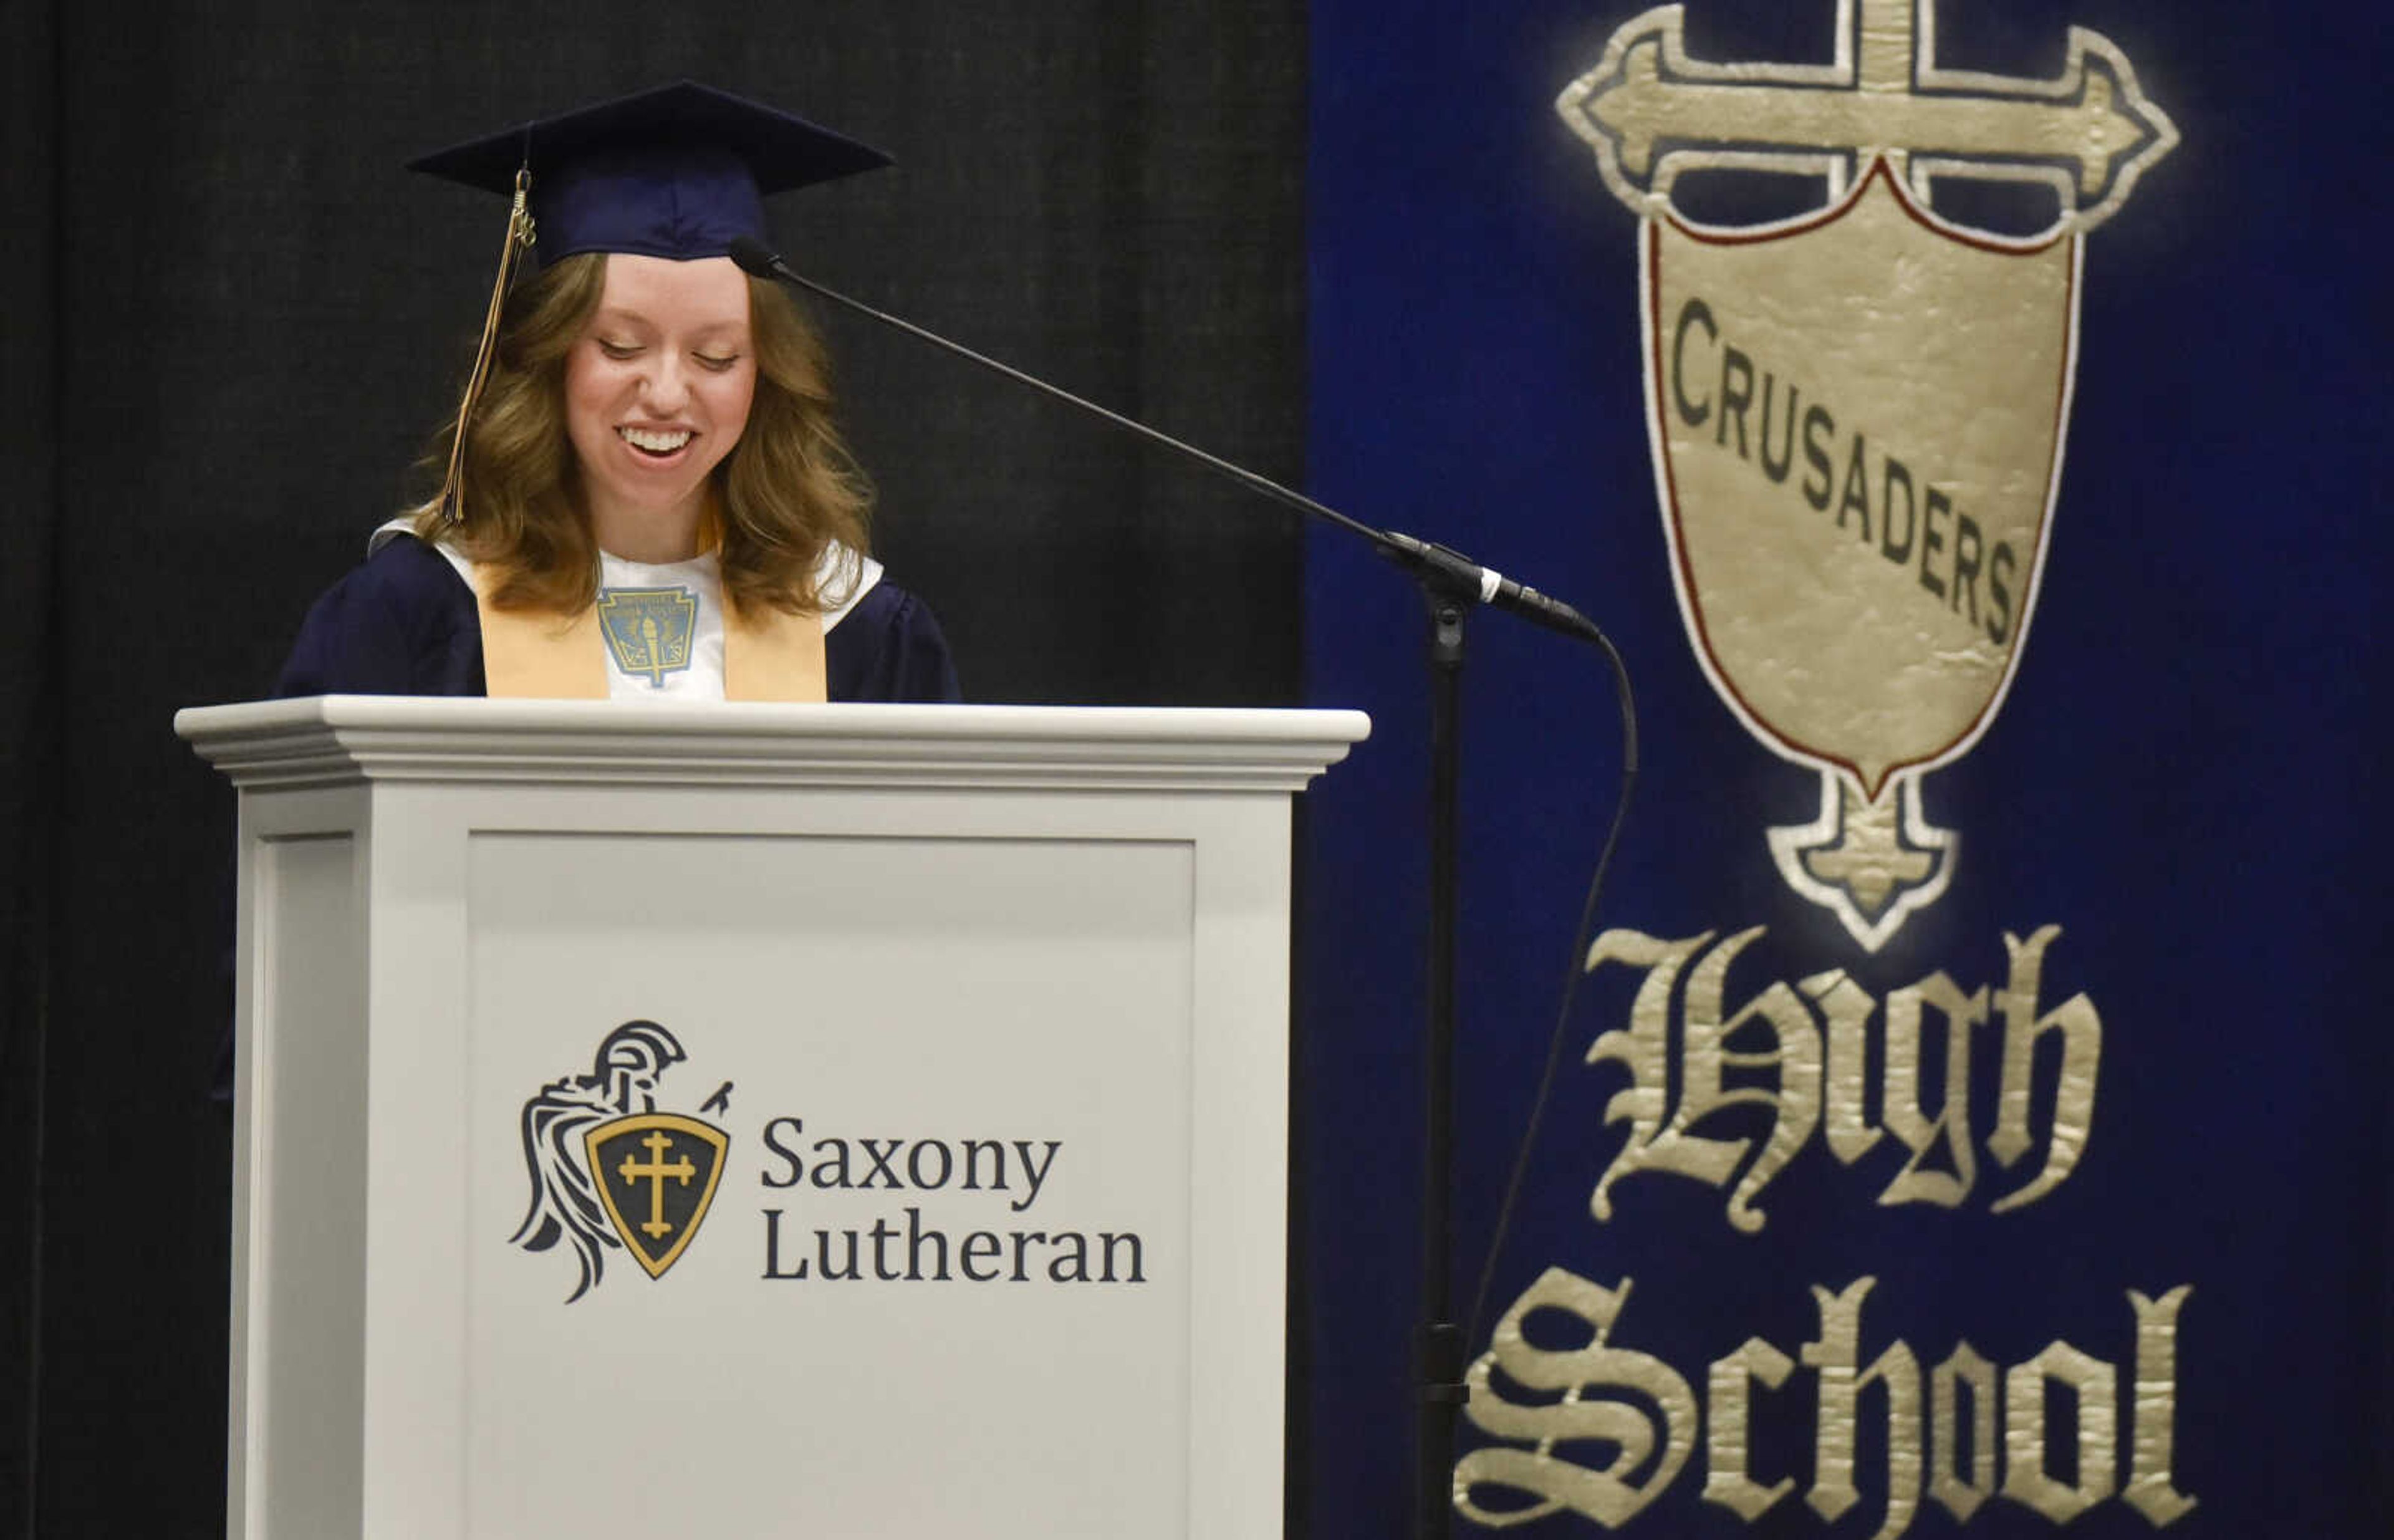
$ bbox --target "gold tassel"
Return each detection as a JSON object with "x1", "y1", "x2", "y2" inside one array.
[{"x1": 439, "y1": 167, "x2": 538, "y2": 524}]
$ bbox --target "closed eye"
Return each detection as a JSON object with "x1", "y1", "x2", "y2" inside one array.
[
  {"x1": 695, "y1": 352, "x2": 743, "y2": 373},
  {"x1": 596, "y1": 339, "x2": 644, "y2": 360}
]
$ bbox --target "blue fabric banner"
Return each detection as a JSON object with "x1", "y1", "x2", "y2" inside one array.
[{"x1": 1300, "y1": 2, "x2": 2385, "y2": 1534}]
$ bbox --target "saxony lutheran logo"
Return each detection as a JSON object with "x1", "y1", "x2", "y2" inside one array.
[
  {"x1": 511, "y1": 1019, "x2": 731, "y2": 1302},
  {"x1": 1558, "y1": 1, "x2": 2176, "y2": 950}
]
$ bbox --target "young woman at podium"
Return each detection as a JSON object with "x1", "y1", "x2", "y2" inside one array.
[{"x1": 276, "y1": 82, "x2": 959, "y2": 705}]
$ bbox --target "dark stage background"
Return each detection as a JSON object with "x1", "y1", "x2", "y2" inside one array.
[
  {"x1": 5, "y1": 2, "x2": 2388, "y2": 1538},
  {"x1": 1, "y1": 3, "x2": 1304, "y2": 1534}
]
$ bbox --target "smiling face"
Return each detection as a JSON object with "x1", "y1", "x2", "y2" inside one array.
[{"x1": 562, "y1": 253, "x2": 757, "y2": 561}]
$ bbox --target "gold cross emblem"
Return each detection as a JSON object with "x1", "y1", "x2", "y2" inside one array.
[
  {"x1": 1559, "y1": 0, "x2": 2178, "y2": 230},
  {"x1": 1552, "y1": 3, "x2": 2180, "y2": 951},
  {"x1": 585, "y1": 1112, "x2": 731, "y2": 1279},
  {"x1": 618, "y1": 1129, "x2": 699, "y2": 1239}
]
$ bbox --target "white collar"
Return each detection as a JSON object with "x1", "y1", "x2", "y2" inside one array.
[{"x1": 368, "y1": 518, "x2": 883, "y2": 632}]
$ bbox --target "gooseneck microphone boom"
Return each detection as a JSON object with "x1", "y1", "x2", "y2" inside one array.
[{"x1": 727, "y1": 235, "x2": 1604, "y2": 645}]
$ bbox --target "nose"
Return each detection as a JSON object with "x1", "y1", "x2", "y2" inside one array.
[{"x1": 640, "y1": 354, "x2": 693, "y2": 415}]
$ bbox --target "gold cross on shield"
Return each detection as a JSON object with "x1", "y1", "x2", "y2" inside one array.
[
  {"x1": 585, "y1": 1112, "x2": 731, "y2": 1279},
  {"x1": 1558, "y1": 0, "x2": 2178, "y2": 231}
]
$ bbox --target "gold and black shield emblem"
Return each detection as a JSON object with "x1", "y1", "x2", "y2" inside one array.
[{"x1": 585, "y1": 1112, "x2": 730, "y2": 1279}]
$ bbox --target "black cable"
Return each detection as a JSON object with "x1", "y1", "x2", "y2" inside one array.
[{"x1": 1464, "y1": 624, "x2": 1638, "y2": 1350}]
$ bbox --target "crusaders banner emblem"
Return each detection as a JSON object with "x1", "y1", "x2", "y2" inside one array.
[{"x1": 1557, "y1": 0, "x2": 2176, "y2": 950}]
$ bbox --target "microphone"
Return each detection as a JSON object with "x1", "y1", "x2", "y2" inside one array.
[
  {"x1": 728, "y1": 236, "x2": 1605, "y2": 643},
  {"x1": 1368, "y1": 534, "x2": 1605, "y2": 643}
]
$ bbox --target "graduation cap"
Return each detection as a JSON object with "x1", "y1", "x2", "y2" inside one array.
[
  {"x1": 412, "y1": 82, "x2": 890, "y2": 521},
  {"x1": 410, "y1": 80, "x2": 891, "y2": 266}
]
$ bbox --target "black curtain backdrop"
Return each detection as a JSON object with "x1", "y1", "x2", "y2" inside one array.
[
  {"x1": 2, "y1": 4, "x2": 63, "y2": 1536},
  {"x1": 1, "y1": 3, "x2": 1304, "y2": 1533}
]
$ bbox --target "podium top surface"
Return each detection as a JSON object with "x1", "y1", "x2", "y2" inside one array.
[{"x1": 176, "y1": 695, "x2": 1372, "y2": 792}]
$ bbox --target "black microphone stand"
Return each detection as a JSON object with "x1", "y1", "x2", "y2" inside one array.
[
  {"x1": 1416, "y1": 581, "x2": 1470, "y2": 1540},
  {"x1": 732, "y1": 238, "x2": 1610, "y2": 1540}
]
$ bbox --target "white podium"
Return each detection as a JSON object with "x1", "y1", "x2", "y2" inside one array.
[{"x1": 176, "y1": 697, "x2": 1368, "y2": 1540}]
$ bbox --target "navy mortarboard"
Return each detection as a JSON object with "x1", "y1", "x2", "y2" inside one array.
[{"x1": 408, "y1": 80, "x2": 892, "y2": 266}]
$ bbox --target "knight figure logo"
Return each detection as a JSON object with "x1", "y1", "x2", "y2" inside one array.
[
  {"x1": 1557, "y1": 1, "x2": 2176, "y2": 950},
  {"x1": 512, "y1": 1019, "x2": 731, "y2": 1302}
]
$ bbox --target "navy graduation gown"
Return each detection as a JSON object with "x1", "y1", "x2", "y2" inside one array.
[{"x1": 275, "y1": 532, "x2": 961, "y2": 703}]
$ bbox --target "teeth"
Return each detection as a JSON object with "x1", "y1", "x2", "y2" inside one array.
[{"x1": 620, "y1": 426, "x2": 693, "y2": 453}]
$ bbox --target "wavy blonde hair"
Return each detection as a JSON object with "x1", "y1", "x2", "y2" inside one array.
[{"x1": 410, "y1": 251, "x2": 872, "y2": 617}]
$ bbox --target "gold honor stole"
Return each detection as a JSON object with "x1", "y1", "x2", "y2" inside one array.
[{"x1": 471, "y1": 562, "x2": 827, "y2": 702}]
